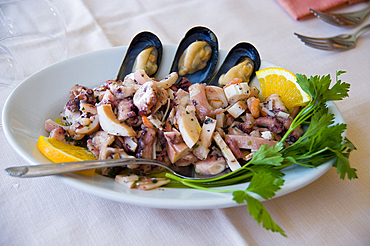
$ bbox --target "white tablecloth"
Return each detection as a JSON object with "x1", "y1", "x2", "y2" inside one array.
[{"x1": 1, "y1": 0, "x2": 369, "y2": 245}]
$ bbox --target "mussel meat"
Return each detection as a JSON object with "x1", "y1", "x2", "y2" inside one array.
[
  {"x1": 208, "y1": 42, "x2": 261, "y2": 86},
  {"x1": 117, "y1": 31, "x2": 163, "y2": 81},
  {"x1": 170, "y1": 26, "x2": 218, "y2": 84}
]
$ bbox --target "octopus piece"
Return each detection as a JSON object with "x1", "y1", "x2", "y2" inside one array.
[
  {"x1": 228, "y1": 123, "x2": 245, "y2": 135},
  {"x1": 150, "y1": 86, "x2": 169, "y2": 114},
  {"x1": 68, "y1": 84, "x2": 88, "y2": 99},
  {"x1": 245, "y1": 113, "x2": 255, "y2": 127},
  {"x1": 45, "y1": 118, "x2": 67, "y2": 133},
  {"x1": 175, "y1": 153, "x2": 198, "y2": 167},
  {"x1": 255, "y1": 116, "x2": 285, "y2": 134},
  {"x1": 173, "y1": 89, "x2": 190, "y2": 109},
  {"x1": 225, "y1": 113, "x2": 235, "y2": 127},
  {"x1": 194, "y1": 155, "x2": 227, "y2": 175},
  {"x1": 135, "y1": 177, "x2": 170, "y2": 190},
  {"x1": 73, "y1": 115, "x2": 100, "y2": 135},
  {"x1": 60, "y1": 99, "x2": 81, "y2": 126},
  {"x1": 192, "y1": 116, "x2": 217, "y2": 161},
  {"x1": 249, "y1": 86, "x2": 259, "y2": 98},
  {"x1": 170, "y1": 77, "x2": 192, "y2": 92},
  {"x1": 86, "y1": 131, "x2": 115, "y2": 159},
  {"x1": 134, "y1": 69, "x2": 153, "y2": 85},
  {"x1": 205, "y1": 85, "x2": 228, "y2": 108},
  {"x1": 113, "y1": 85, "x2": 136, "y2": 99},
  {"x1": 235, "y1": 122, "x2": 253, "y2": 134},
  {"x1": 164, "y1": 131, "x2": 191, "y2": 163},
  {"x1": 117, "y1": 98, "x2": 138, "y2": 126},
  {"x1": 49, "y1": 127, "x2": 70, "y2": 144},
  {"x1": 136, "y1": 127, "x2": 156, "y2": 159},
  {"x1": 115, "y1": 174, "x2": 139, "y2": 188},
  {"x1": 265, "y1": 93, "x2": 287, "y2": 113},
  {"x1": 164, "y1": 130, "x2": 183, "y2": 144},
  {"x1": 155, "y1": 72, "x2": 178, "y2": 89},
  {"x1": 249, "y1": 129, "x2": 261, "y2": 138},
  {"x1": 226, "y1": 137, "x2": 243, "y2": 159},
  {"x1": 189, "y1": 83, "x2": 224, "y2": 121},
  {"x1": 155, "y1": 148, "x2": 170, "y2": 164},
  {"x1": 77, "y1": 88, "x2": 97, "y2": 105},
  {"x1": 278, "y1": 116, "x2": 303, "y2": 142},
  {"x1": 225, "y1": 135, "x2": 278, "y2": 151},
  {"x1": 133, "y1": 81, "x2": 158, "y2": 115},
  {"x1": 118, "y1": 136, "x2": 138, "y2": 153},
  {"x1": 99, "y1": 146, "x2": 134, "y2": 160},
  {"x1": 59, "y1": 101, "x2": 99, "y2": 138},
  {"x1": 290, "y1": 106, "x2": 301, "y2": 118},
  {"x1": 79, "y1": 102, "x2": 97, "y2": 115},
  {"x1": 99, "y1": 90, "x2": 117, "y2": 107}
]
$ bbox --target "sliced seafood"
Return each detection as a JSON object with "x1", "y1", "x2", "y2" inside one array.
[
  {"x1": 208, "y1": 42, "x2": 261, "y2": 86},
  {"x1": 117, "y1": 31, "x2": 163, "y2": 81},
  {"x1": 170, "y1": 26, "x2": 218, "y2": 84}
]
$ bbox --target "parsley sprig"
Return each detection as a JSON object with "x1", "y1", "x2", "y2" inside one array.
[{"x1": 165, "y1": 71, "x2": 357, "y2": 237}]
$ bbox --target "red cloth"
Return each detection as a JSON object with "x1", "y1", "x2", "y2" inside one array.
[{"x1": 276, "y1": 0, "x2": 368, "y2": 20}]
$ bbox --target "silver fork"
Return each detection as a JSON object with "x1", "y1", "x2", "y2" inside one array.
[
  {"x1": 294, "y1": 24, "x2": 370, "y2": 51},
  {"x1": 309, "y1": 6, "x2": 370, "y2": 27},
  {"x1": 4, "y1": 158, "x2": 229, "y2": 179}
]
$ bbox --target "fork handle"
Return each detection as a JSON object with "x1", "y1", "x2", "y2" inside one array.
[
  {"x1": 354, "y1": 24, "x2": 370, "y2": 39},
  {"x1": 5, "y1": 158, "x2": 168, "y2": 178}
]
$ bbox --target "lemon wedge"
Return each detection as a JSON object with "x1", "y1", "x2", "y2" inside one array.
[
  {"x1": 256, "y1": 67, "x2": 311, "y2": 110},
  {"x1": 37, "y1": 136, "x2": 96, "y2": 176}
]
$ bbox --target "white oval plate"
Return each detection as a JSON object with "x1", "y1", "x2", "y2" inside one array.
[{"x1": 2, "y1": 45, "x2": 340, "y2": 209}]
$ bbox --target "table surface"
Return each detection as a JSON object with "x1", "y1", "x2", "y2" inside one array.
[{"x1": 1, "y1": 0, "x2": 369, "y2": 245}]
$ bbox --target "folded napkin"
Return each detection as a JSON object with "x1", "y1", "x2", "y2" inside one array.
[{"x1": 276, "y1": 0, "x2": 368, "y2": 20}]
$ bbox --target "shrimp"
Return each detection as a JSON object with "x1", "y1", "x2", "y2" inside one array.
[{"x1": 247, "y1": 97, "x2": 260, "y2": 118}]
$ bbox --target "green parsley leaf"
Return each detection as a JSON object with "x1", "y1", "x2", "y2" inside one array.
[
  {"x1": 246, "y1": 166, "x2": 285, "y2": 199},
  {"x1": 232, "y1": 190, "x2": 286, "y2": 237},
  {"x1": 247, "y1": 143, "x2": 284, "y2": 166},
  {"x1": 331, "y1": 137, "x2": 357, "y2": 179}
]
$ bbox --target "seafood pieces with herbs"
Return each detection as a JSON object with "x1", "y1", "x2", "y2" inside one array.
[{"x1": 44, "y1": 67, "x2": 303, "y2": 190}]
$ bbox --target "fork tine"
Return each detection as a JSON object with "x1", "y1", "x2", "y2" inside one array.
[
  {"x1": 297, "y1": 37, "x2": 331, "y2": 45},
  {"x1": 309, "y1": 8, "x2": 340, "y2": 26},
  {"x1": 301, "y1": 42, "x2": 338, "y2": 51},
  {"x1": 296, "y1": 33, "x2": 352, "y2": 49},
  {"x1": 294, "y1": 33, "x2": 341, "y2": 50},
  {"x1": 294, "y1": 33, "x2": 330, "y2": 42},
  {"x1": 299, "y1": 39, "x2": 332, "y2": 48},
  {"x1": 302, "y1": 42, "x2": 335, "y2": 50},
  {"x1": 300, "y1": 40, "x2": 349, "y2": 51},
  {"x1": 309, "y1": 8, "x2": 324, "y2": 18},
  {"x1": 309, "y1": 8, "x2": 332, "y2": 20},
  {"x1": 297, "y1": 37, "x2": 330, "y2": 46}
]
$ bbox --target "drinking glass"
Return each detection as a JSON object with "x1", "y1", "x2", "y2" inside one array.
[{"x1": 0, "y1": 0, "x2": 67, "y2": 87}]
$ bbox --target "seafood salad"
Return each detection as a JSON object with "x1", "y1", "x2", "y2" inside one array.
[
  {"x1": 42, "y1": 27, "x2": 302, "y2": 190},
  {"x1": 44, "y1": 68, "x2": 302, "y2": 190}
]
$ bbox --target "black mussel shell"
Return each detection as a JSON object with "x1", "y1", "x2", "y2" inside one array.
[
  {"x1": 170, "y1": 26, "x2": 218, "y2": 84},
  {"x1": 208, "y1": 42, "x2": 261, "y2": 86},
  {"x1": 117, "y1": 31, "x2": 163, "y2": 81}
]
